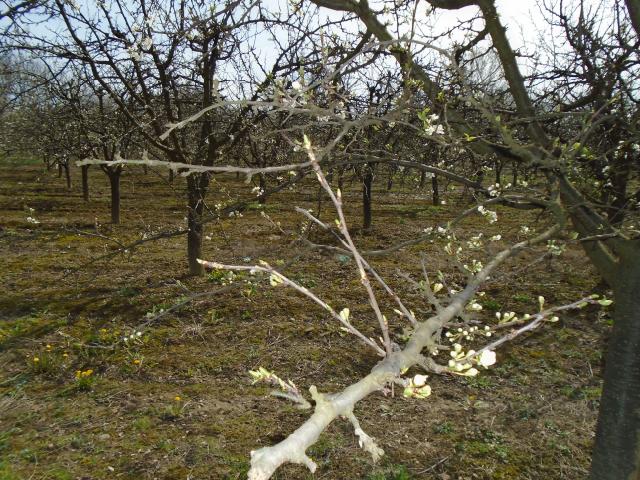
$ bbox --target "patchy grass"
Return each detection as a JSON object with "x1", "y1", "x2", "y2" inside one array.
[{"x1": 0, "y1": 163, "x2": 605, "y2": 479}]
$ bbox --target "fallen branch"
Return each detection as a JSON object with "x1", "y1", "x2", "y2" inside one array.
[{"x1": 196, "y1": 136, "x2": 567, "y2": 479}]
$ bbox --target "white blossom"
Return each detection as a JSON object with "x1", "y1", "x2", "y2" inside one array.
[
  {"x1": 412, "y1": 374, "x2": 428, "y2": 387},
  {"x1": 477, "y1": 205, "x2": 497, "y2": 223},
  {"x1": 140, "y1": 37, "x2": 153, "y2": 50},
  {"x1": 478, "y1": 350, "x2": 496, "y2": 368},
  {"x1": 127, "y1": 46, "x2": 142, "y2": 61}
]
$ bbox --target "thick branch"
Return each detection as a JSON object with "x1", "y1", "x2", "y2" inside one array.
[
  {"x1": 426, "y1": 0, "x2": 478, "y2": 9},
  {"x1": 476, "y1": 0, "x2": 550, "y2": 147},
  {"x1": 626, "y1": 0, "x2": 640, "y2": 38}
]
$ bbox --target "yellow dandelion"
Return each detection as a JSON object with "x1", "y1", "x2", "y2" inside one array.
[
  {"x1": 33, "y1": 357, "x2": 40, "y2": 363},
  {"x1": 174, "y1": 396, "x2": 181, "y2": 402},
  {"x1": 133, "y1": 359, "x2": 140, "y2": 365}
]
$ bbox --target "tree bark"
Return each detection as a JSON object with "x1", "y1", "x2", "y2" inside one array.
[
  {"x1": 187, "y1": 174, "x2": 207, "y2": 276},
  {"x1": 590, "y1": 258, "x2": 640, "y2": 480},
  {"x1": 81, "y1": 165, "x2": 90, "y2": 201},
  {"x1": 625, "y1": 0, "x2": 640, "y2": 38},
  {"x1": 108, "y1": 168, "x2": 121, "y2": 224},
  {"x1": 494, "y1": 159, "x2": 503, "y2": 185},
  {"x1": 362, "y1": 164, "x2": 373, "y2": 232},
  {"x1": 432, "y1": 174, "x2": 440, "y2": 206},
  {"x1": 64, "y1": 162, "x2": 71, "y2": 190},
  {"x1": 603, "y1": 151, "x2": 631, "y2": 226}
]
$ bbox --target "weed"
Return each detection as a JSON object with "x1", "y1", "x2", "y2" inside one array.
[
  {"x1": 291, "y1": 275, "x2": 317, "y2": 289},
  {"x1": 517, "y1": 407, "x2": 538, "y2": 420},
  {"x1": 225, "y1": 456, "x2": 251, "y2": 479},
  {"x1": 85, "y1": 327, "x2": 120, "y2": 346},
  {"x1": 73, "y1": 369, "x2": 96, "y2": 391},
  {"x1": 160, "y1": 396, "x2": 185, "y2": 420},
  {"x1": 27, "y1": 346, "x2": 66, "y2": 377},
  {"x1": 133, "y1": 416, "x2": 153, "y2": 432},
  {"x1": 69, "y1": 436, "x2": 83, "y2": 450},
  {"x1": 512, "y1": 294, "x2": 533, "y2": 303},
  {"x1": 19, "y1": 448, "x2": 37, "y2": 463},
  {"x1": 367, "y1": 464, "x2": 413, "y2": 480},
  {"x1": 433, "y1": 421, "x2": 454, "y2": 434},
  {"x1": 116, "y1": 286, "x2": 140, "y2": 298},
  {"x1": 481, "y1": 299, "x2": 502, "y2": 311},
  {"x1": 465, "y1": 375, "x2": 494, "y2": 389},
  {"x1": 561, "y1": 385, "x2": 602, "y2": 401}
]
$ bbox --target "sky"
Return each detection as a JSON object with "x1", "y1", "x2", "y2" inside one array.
[
  {"x1": 427, "y1": 0, "x2": 567, "y2": 51},
  {"x1": 4, "y1": 0, "x2": 610, "y2": 97}
]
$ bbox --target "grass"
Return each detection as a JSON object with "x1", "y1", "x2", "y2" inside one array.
[{"x1": 0, "y1": 163, "x2": 605, "y2": 479}]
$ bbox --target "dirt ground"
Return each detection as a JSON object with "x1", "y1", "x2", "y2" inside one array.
[{"x1": 0, "y1": 161, "x2": 607, "y2": 479}]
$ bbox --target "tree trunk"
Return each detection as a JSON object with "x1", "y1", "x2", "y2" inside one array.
[
  {"x1": 603, "y1": 152, "x2": 631, "y2": 226},
  {"x1": 187, "y1": 174, "x2": 206, "y2": 276},
  {"x1": 64, "y1": 162, "x2": 71, "y2": 190},
  {"x1": 419, "y1": 170, "x2": 427, "y2": 189},
  {"x1": 432, "y1": 174, "x2": 440, "y2": 206},
  {"x1": 494, "y1": 159, "x2": 503, "y2": 185},
  {"x1": 81, "y1": 165, "x2": 90, "y2": 201},
  {"x1": 590, "y1": 260, "x2": 640, "y2": 480},
  {"x1": 512, "y1": 162, "x2": 518, "y2": 186},
  {"x1": 625, "y1": 0, "x2": 640, "y2": 38},
  {"x1": 169, "y1": 168, "x2": 175, "y2": 183},
  {"x1": 363, "y1": 164, "x2": 373, "y2": 232},
  {"x1": 108, "y1": 169, "x2": 121, "y2": 225}
]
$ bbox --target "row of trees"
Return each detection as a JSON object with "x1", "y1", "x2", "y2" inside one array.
[{"x1": 1, "y1": 0, "x2": 639, "y2": 479}]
